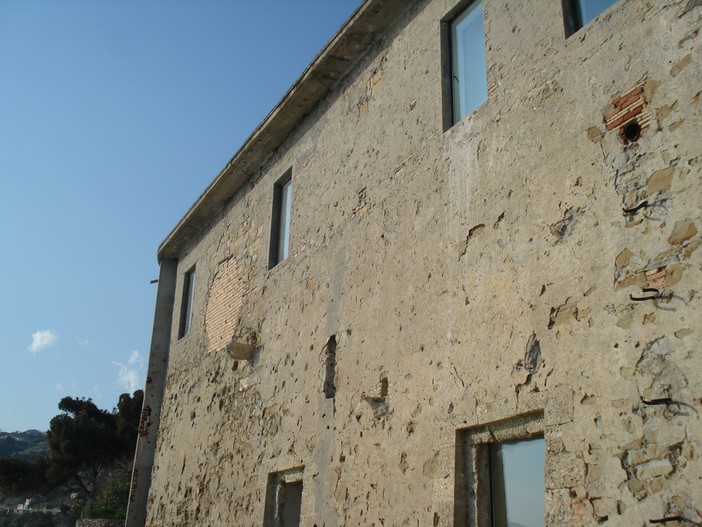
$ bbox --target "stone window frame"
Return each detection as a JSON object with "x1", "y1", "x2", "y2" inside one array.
[
  {"x1": 263, "y1": 465, "x2": 304, "y2": 527},
  {"x1": 268, "y1": 168, "x2": 293, "y2": 269},
  {"x1": 441, "y1": 0, "x2": 488, "y2": 130},
  {"x1": 177, "y1": 265, "x2": 196, "y2": 339},
  {"x1": 454, "y1": 411, "x2": 545, "y2": 526}
]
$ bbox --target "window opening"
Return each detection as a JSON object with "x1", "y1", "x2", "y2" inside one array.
[
  {"x1": 488, "y1": 438, "x2": 546, "y2": 527},
  {"x1": 455, "y1": 413, "x2": 545, "y2": 527},
  {"x1": 280, "y1": 481, "x2": 302, "y2": 527},
  {"x1": 323, "y1": 335, "x2": 337, "y2": 399},
  {"x1": 269, "y1": 171, "x2": 292, "y2": 268},
  {"x1": 563, "y1": 0, "x2": 619, "y2": 36},
  {"x1": 264, "y1": 467, "x2": 303, "y2": 527},
  {"x1": 449, "y1": 0, "x2": 487, "y2": 124},
  {"x1": 178, "y1": 266, "x2": 195, "y2": 339}
]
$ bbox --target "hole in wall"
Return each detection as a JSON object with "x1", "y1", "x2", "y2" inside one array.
[
  {"x1": 379, "y1": 377, "x2": 389, "y2": 397},
  {"x1": 323, "y1": 335, "x2": 337, "y2": 399},
  {"x1": 620, "y1": 120, "x2": 642, "y2": 143}
]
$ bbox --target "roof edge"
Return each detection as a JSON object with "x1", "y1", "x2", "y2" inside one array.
[{"x1": 158, "y1": 0, "x2": 409, "y2": 261}]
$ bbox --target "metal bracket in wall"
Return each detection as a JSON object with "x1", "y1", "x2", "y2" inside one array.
[
  {"x1": 640, "y1": 396, "x2": 699, "y2": 416},
  {"x1": 641, "y1": 397, "x2": 676, "y2": 406},
  {"x1": 630, "y1": 287, "x2": 661, "y2": 301},
  {"x1": 649, "y1": 516, "x2": 702, "y2": 525},
  {"x1": 622, "y1": 200, "x2": 649, "y2": 215}
]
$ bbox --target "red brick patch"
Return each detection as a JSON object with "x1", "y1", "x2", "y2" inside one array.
[{"x1": 604, "y1": 84, "x2": 652, "y2": 138}]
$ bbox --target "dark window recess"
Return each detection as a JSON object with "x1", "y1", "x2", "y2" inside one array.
[
  {"x1": 280, "y1": 481, "x2": 302, "y2": 527},
  {"x1": 323, "y1": 336, "x2": 337, "y2": 399},
  {"x1": 263, "y1": 468, "x2": 303, "y2": 527},
  {"x1": 178, "y1": 266, "x2": 196, "y2": 339}
]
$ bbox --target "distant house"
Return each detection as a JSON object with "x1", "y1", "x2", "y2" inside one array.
[{"x1": 128, "y1": 0, "x2": 701, "y2": 525}]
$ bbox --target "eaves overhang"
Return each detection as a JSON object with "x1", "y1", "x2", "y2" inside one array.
[{"x1": 157, "y1": 0, "x2": 411, "y2": 261}]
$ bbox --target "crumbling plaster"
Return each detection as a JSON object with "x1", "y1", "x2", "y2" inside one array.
[{"x1": 142, "y1": 0, "x2": 701, "y2": 525}]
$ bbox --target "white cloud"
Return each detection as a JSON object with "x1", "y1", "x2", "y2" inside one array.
[
  {"x1": 56, "y1": 383, "x2": 64, "y2": 390},
  {"x1": 28, "y1": 330, "x2": 58, "y2": 354},
  {"x1": 127, "y1": 350, "x2": 143, "y2": 366},
  {"x1": 113, "y1": 350, "x2": 144, "y2": 393}
]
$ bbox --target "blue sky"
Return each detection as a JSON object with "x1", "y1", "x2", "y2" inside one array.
[{"x1": 0, "y1": 0, "x2": 361, "y2": 432}]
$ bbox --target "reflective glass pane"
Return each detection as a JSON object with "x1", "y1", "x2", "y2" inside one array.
[
  {"x1": 278, "y1": 179, "x2": 292, "y2": 261},
  {"x1": 491, "y1": 438, "x2": 545, "y2": 527},
  {"x1": 578, "y1": 0, "x2": 618, "y2": 27},
  {"x1": 451, "y1": 0, "x2": 487, "y2": 123}
]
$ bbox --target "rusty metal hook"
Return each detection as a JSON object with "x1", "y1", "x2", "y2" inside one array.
[
  {"x1": 623, "y1": 200, "x2": 649, "y2": 215},
  {"x1": 649, "y1": 517, "x2": 701, "y2": 525},
  {"x1": 630, "y1": 287, "x2": 661, "y2": 301},
  {"x1": 640, "y1": 396, "x2": 699, "y2": 416},
  {"x1": 641, "y1": 397, "x2": 676, "y2": 406}
]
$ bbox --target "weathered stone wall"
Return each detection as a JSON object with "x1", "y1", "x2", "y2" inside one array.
[{"x1": 144, "y1": 0, "x2": 701, "y2": 525}]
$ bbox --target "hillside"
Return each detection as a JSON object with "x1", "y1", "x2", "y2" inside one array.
[
  {"x1": 0, "y1": 431, "x2": 60, "y2": 515},
  {"x1": 0, "y1": 431, "x2": 48, "y2": 462},
  {"x1": 0, "y1": 430, "x2": 131, "y2": 522}
]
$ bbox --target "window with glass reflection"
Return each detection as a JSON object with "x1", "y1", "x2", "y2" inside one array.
[
  {"x1": 269, "y1": 170, "x2": 292, "y2": 268},
  {"x1": 488, "y1": 438, "x2": 546, "y2": 527},
  {"x1": 455, "y1": 414, "x2": 545, "y2": 527},
  {"x1": 450, "y1": 0, "x2": 487, "y2": 123},
  {"x1": 563, "y1": 0, "x2": 619, "y2": 36}
]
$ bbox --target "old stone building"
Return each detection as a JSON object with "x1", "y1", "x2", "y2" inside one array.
[{"x1": 127, "y1": 0, "x2": 701, "y2": 525}]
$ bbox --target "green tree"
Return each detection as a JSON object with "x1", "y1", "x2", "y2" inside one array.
[
  {"x1": 0, "y1": 457, "x2": 49, "y2": 496},
  {"x1": 91, "y1": 468, "x2": 131, "y2": 519},
  {"x1": 0, "y1": 390, "x2": 143, "y2": 519},
  {"x1": 115, "y1": 391, "x2": 143, "y2": 453}
]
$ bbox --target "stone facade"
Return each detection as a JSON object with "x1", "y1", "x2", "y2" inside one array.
[{"x1": 130, "y1": 0, "x2": 701, "y2": 525}]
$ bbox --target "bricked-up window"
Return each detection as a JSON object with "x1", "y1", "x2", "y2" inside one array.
[
  {"x1": 263, "y1": 467, "x2": 303, "y2": 527},
  {"x1": 269, "y1": 170, "x2": 292, "y2": 268},
  {"x1": 563, "y1": 0, "x2": 619, "y2": 36},
  {"x1": 456, "y1": 413, "x2": 545, "y2": 527},
  {"x1": 178, "y1": 266, "x2": 195, "y2": 339},
  {"x1": 449, "y1": 0, "x2": 487, "y2": 124}
]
